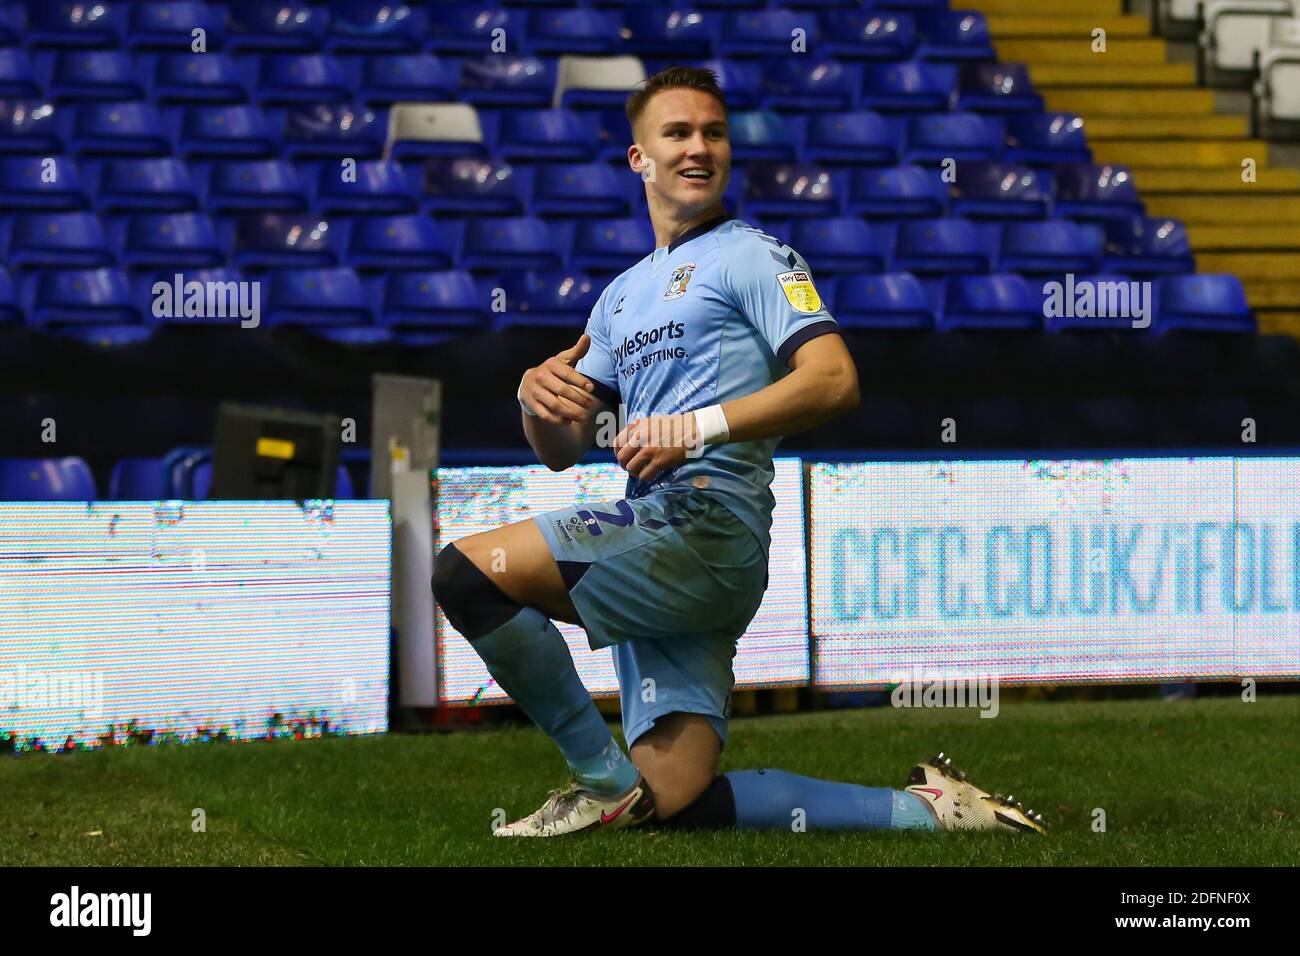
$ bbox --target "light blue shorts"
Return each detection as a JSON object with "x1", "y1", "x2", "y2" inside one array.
[{"x1": 534, "y1": 488, "x2": 769, "y2": 750}]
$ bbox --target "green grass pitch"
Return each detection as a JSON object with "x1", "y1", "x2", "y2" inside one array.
[{"x1": 2, "y1": 696, "x2": 1297, "y2": 866}]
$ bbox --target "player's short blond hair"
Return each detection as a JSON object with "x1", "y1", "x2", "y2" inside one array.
[{"x1": 625, "y1": 66, "x2": 727, "y2": 139}]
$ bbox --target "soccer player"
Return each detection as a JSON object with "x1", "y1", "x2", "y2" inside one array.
[{"x1": 431, "y1": 67, "x2": 1046, "y2": 837}]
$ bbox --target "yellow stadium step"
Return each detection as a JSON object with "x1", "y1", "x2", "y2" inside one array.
[
  {"x1": 1240, "y1": 282, "x2": 1300, "y2": 308},
  {"x1": 1029, "y1": 63, "x2": 1196, "y2": 87},
  {"x1": 1084, "y1": 115, "x2": 1249, "y2": 140},
  {"x1": 972, "y1": 0, "x2": 1122, "y2": 15},
  {"x1": 1044, "y1": 88, "x2": 1216, "y2": 115},
  {"x1": 1092, "y1": 140, "x2": 1271, "y2": 169},
  {"x1": 1133, "y1": 167, "x2": 1300, "y2": 193},
  {"x1": 994, "y1": 39, "x2": 1168, "y2": 64},
  {"x1": 1145, "y1": 195, "x2": 1300, "y2": 223},
  {"x1": 1187, "y1": 225, "x2": 1300, "y2": 250},
  {"x1": 985, "y1": 16, "x2": 1150, "y2": 39},
  {"x1": 1255, "y1": 311, "x2": 1300, "y2": 335},
  {"x1": 1197, "y1": 253, "x2": 1300, "y2": 281}
]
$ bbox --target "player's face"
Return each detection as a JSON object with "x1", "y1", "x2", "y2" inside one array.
[{"x1": 632, "y1": 88, "x2": 730, "y2": 215}]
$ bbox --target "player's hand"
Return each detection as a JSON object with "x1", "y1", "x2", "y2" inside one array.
[
  {"x1": 520, "y1": 333, "x2": 598, "y2": 426},
  {"x1": 614, "y1": 414, "x2": 701, "y2": 483}
]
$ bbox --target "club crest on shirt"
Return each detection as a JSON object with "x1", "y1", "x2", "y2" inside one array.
[
  {"x1": 777, "y1": 270, "x2": 822, "y2": 314},
  {"x1": 663, "y1": 262, "x2": 696, "y2": 300}
]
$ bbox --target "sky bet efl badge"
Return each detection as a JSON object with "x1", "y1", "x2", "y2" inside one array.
[
  {"x1": 664, "y1": 262, "x2": 696, "y2": 300},
  {"x1": 777, "y1": 269, "x2": 822, "y2": 314}
]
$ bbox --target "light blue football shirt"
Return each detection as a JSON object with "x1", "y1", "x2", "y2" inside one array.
[{"x1": 575, "y1": 214, "x2": 840, "y2": 556}]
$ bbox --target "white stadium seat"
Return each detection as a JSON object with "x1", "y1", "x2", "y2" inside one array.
[
  {"x1": 384, "y1": 103, "x2": 485, "y2": 159},
  {"x1": 1255, "y1": 17, "x2": 1300, "y2": 127},
  {"x1": 553, "y1": 55, "x2": 647, "y2": 110}
]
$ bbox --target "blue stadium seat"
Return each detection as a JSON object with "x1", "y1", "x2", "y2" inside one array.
[
  {"x1": 173, "y1": 103, "x2": 279, "y2": 158},
  {"x1": 0, "y1": 100, "x2": 63, "y2": 154},
  {"x1": 1000, "y1": 219, "x2": 1104, "y2": 275},
  {"x1": 0, "y1": 155, "x2": 89, "y2": 210},
  {"x1": 314, "y1": 159, "x2": 417, "y2": 215},
  {"x1": 379, "y1": 270, "x2": 489, "y2": 333},
  {"x1": 721, "y1": 9, "x2": 820, "y2": 58},
  {"x1": 138, "y1": 267, "x2": 252, "y2": 327},
  {"x1": 594, "y1": 107, "x2": 633, "y2": 162},
  {"x1": 0, "y1": 457, "x2": 97, "y2": 501},
  {"x1": 461, "y1": 216, "x2": 564, "y2": 272},
  {"x1": 345, "y1": 215, "x2": 452, "y2": 271},
  {"x1": 1054, "y1": 163, "x2": 1143, "y2": 221},
  {"x1": 762, "y1": 59, "x2": 860, "y2": 113},
  {"x1": 46, "y1": 50, "x2": 147, "y2": 101},
  {"x1": 4, "y1": 212, "x2": 113, "y2": 268},
  {"x1": 262, "y1": 267, "x2": 374, "y2": 327},
  {"x1": 428, "y1": 5, "x2": 520, "y2": 55},
  {"x1": 491, "y1": 270, "x2": 601, "y2": 331},
  {"x1": 421, "y1": 157, "x2": 525, "y2": 216},
  {"x1": 1103, "y1": 216, "x2": 1195, "y2": 275},
  {"x1": 820, "y1": 10, "x2": 919, "y2": 61},
  {"x1": 252, "y1": 54, "x2": 350, "y2": 106},
  {"x1": 743, "y1": 162, "x2": 840, "y2": 218},
  {"x1": 23, "y1": 268, "x2": 140, "y2": 327},
  {"x1": 1004, "y1": 112, "x2": 1092, "y2": 166},
  {"x1": 833, "y1": 271, "x2": 934, "y2": 329},
  {"x1": 956, "y1": 63, "x2": 1044, "y2": 113},
  {"x1": 496, "y1": 109, "x2": 598, "y2": 163},
  {"x1": 803, "y1": 110, "x2": 901, "y2": 165},
  {"x1": 939, "y1": 273, "x2": 1041, "y2": 331},
  {"x1": 0, "y1": 49, "x2": 40, "y2": 99},
  {"x1": 728, "y1": 110, "x2": 800, "y2": 163},
  {"x1": 951, "y1": 162, "x2": 1053, "y2": 220},
  {"x1": 327, "y1": 1, "x2": 424, "y2": 54},
  {"x1": 1157, "y1": 275, "x2": 1254, "y2": 333},
  {"x1": 459, "y1": 56, "x2": 556, "y2": 109},
  {"x1": 201, "y1": 158, "x2": 307, "y2": 213},
  {"x1": 530, "y1": 163, "x2": 636, "y2": 218},
  {"x1": 699, "y1": 58, "x2": 763, "y2": 109},
  {"x1": 152, "y1": 53, "x2": 250, "y2": 103},
  {"x1": 357, "y1": 54, "x2": 456, "y2": 104},
  {"x1": 621, "y1": 7, "x2": 717, "y2": 60},
  {"x1": 116, "y1": 212, "x2": 224, "y2": 270},
  {"x1": 918, "y1": 11, "x2": 995, "y2": 61},
  {"x1": 25, "y1": 2, "x2": 125, "y2": 49},
  {"x1": 226, "y1": 1, "x2": 327, "y2": 53},
  {"x1": 71, "y1": 101, "x2": 170, "y2": 156},
  {"x1": 94, "y1": 157, "x2": 200, "y2": 212},
  {"x1": 109, "y1": 457, "x2": 168, "y2": 499},
  {"x1": 0, "y1": 267, "x2": 19, "y2": 324},
  {"x1": 771, "y1": 217, "x2": 889, "y2": 274},
  {"x1": 892, "y1": 218, "x2": 997, "y2": 274},
  {"x1": 0, "y1": 5, "x2": 20, "y2": 47},
  {"x1": 570, "y1": 217, "x2": 656, "y2": 273},
  {"x1": 906, "y1": 111, "x2": 1004, "y2": 163},
  {"x1": 525, "y1": 9, "x2": 622, "y2": 54},
  {"x1": 847, "y1": 164, "x2": 947, "y2": 217},
  {"x1": 127, "y1": 3, "x2": 227, "y2": 52},
  {"x1": 860, "y1": 60, "x2": 957, "y2": 112},
  {"x1": 280, "y1": 103, "x2": 384, "y2": 159},
  {"x1": 229, "y1": 213, "x2": 339, "y2": 270}
]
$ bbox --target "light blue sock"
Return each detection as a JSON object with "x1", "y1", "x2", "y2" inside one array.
[
  {"x1": 472, "y1": 605, "x2": 638, "y2": 796},
  {"x1": 725, "y1": 769, "x2": 937, "y2": 831}
]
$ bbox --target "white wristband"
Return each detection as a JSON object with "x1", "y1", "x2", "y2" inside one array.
[
  {"x1": 692, "y1": 405, "x2": 730, "y2": 446},
  {"x1": 517, "y1": 381, "x2": 539, "y2": 417}
]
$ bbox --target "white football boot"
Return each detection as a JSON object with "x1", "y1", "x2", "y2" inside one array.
[
  {"x1": 904, "y1": 752, "x2": 1047, "y2": 835},
  {"x1": 493, "y1": 776, "x2": 656, "y2": 837}
]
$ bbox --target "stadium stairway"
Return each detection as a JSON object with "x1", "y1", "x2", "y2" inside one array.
[{"x1": 969, "y1": 0, "x2": 1300, "y2": 337}]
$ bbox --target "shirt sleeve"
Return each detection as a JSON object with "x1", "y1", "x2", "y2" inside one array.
[
  {"x1": 574, "y1": 284, "x2": 621, "y2": 408},
  {"x1": 720, "y1": 229, "x2": 840, "y2": 366}
]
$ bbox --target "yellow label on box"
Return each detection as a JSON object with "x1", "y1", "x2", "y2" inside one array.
[{"x1": 256, "y1": 437, "x2": 296, "y2": 460}]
